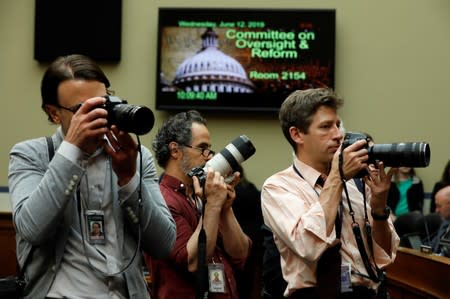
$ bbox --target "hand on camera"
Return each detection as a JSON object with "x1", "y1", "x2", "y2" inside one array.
[
  {"x1": 200, "y1": 168, "x2": 228, "y2": 210},
  {"x1": 333, "y1": 139, "x2": 369, "y2": 180},
  {"x1": 103, "y1": 125, "x2": 138, "y2": 186},
  {"x1": 364, "y1": 161, "x2": 395, "y2": 208},
  {"x1": 222, "y1": 171, "x2": 241, "y2": 211},
  {"x1": 65, "y1": 97, "x2": 108, "y2": 154}
]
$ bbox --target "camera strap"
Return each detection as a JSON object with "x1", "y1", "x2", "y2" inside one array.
[
  {"x1": 17, "y1": 137, "x2": 56, "y2": 281},
  {"x1": 292, "y1": 164, "x2": 343, "y2": 237},
  {"x1": 338, "y1": 153, "x2": 382, "y2": 283},
  {"x1": 72, "y1": 137, "x2": 144, "y2": 278},
  {"x1": 196, "y1": 189, "x2": 209, "y2": 299}
]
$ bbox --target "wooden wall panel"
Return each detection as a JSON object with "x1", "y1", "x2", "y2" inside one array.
[{"x1": 0, "y1": 212, "x2": 18, "y2": 276}]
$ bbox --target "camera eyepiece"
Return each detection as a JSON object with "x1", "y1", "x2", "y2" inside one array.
[{"x1": 103, "y1": 96, "x2": 155, "y2": 135}]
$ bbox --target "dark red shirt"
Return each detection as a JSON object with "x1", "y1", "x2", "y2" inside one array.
[{"x1": 146, "y1": 174, "x2": 250, "y2": 299}]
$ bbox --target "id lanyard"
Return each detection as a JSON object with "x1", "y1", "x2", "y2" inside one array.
[{"x1": 292, "y1": 164, "x2": 343, "y2": 238}]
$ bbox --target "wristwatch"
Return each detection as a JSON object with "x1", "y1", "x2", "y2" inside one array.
[{"x1": 371, "y1": 207, "x2": 391, "y2": 221}]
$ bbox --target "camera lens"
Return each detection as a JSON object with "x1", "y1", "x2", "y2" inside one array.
[
  {"x1": 369, "y1": 142, "x2": 430, "y2": 167},
  {"x1": 188, "y1": 135, "x2": 256, "y2": 185},
  {"x1": 206, "y1": 135, "x2": 255, "y2": 176},
  {"x1": 109, "y1": 104, "x2": 155, "y2": 135}
]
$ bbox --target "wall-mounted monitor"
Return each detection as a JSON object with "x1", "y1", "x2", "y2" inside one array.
[
  {"x1": 156, "y1": 8, "x2": 336, "y2": 112},
  {"x1": 34, "y1": 0, "x2": 122, "y2": 62}
]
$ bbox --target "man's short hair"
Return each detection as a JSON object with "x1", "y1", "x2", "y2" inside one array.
[
  {"x1": 279, "y1": 88, "x2": 343, "y2": 150},
  {"x1": 40, "y1": 54, "x2": 111, "y2": 123}
]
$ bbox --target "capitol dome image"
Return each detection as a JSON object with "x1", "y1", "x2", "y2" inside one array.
[{"x1": 172, "y1": 28, "x2": 255, "y2": 93}]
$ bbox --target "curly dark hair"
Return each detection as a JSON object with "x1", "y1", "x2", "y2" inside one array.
[{"x1": 152, "y1": 110, "x2": 207, "y2": 168}]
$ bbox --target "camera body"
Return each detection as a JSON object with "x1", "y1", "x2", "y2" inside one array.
[
  {"x1": 102, "y1": 96, "x2": 155, "y2": 135},
  {"x1": 188, "y1": 135, "x2": 256, "y2": 185},
  {"x1": 342, "y1": 132, "x2": 430, "y2": 177}
]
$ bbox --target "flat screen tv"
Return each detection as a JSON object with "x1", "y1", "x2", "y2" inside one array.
[
  {"x1": 34, "y1": 0, "x2": 122, "y2": 62},
  {"x1": 156, "y1": 8, "x2": 336, "y2": 112}
]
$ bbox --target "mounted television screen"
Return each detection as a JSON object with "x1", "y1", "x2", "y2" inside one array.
[
  {"x1": 34, "y1": 0, "x2": 122, "y2": 62},
  {"x1": 156, "y1": 8, "x2": 335, "y2": 112}
]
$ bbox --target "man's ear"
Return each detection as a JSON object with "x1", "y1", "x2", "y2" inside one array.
[
  {"x1": 289, "y1": 126, "x2": 305, "y2": 145},
  {"x1": 169, "y1": 141, "x2": 180, "y2": 158},
  {"x1": 44, "y1": 104, "x2": 60, "y2": 123}
]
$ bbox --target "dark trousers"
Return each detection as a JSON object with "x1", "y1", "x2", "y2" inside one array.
[{"x1": 290, "y1": 286, "x2": 376, "y2": 299}]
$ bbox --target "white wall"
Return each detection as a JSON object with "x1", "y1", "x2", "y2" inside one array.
[
  {"x1": 1, "y1": 0, "x2": 450, "y2": 211},
  {"x1": 0, "y1": 193, "x2": 11, "y2": 212}
]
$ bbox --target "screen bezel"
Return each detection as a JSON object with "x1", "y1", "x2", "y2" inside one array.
[{"x1": 155, "y1": 7, "x2": 336, "y2": 113}]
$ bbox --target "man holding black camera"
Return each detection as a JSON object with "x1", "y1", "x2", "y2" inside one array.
[
  {"x1": 261, "y1": 88, "x2": 399, "y2": 299},
  {"x1": 146, "y1": 110, "x2": 251, "y2": 299},
  {"x1": 8, "y1": 54, "x2": 176, "y2": 299}
]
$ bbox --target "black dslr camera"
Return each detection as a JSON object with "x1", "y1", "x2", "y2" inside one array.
[
  {"x1": 342, "y1": 132, "x2": 430, "y2": 177},
  {"x1": 102, "y1": 96, "x2": 154, "y2": 135}
]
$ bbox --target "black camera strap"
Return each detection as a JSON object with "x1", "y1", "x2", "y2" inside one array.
[
  {"x1": 196, "y1": 189, "x2": 209, "y2": 299},
  {"x1": 14, "y1": 137, "x2": 55, "y2": 290},
  {"x1": 338, "y1": 153, "x2": 382, "y2": 283},
  {"x1": 21, "y1": 137, "x2": 55, "y2": 271},
  {"x1": 16, "y1": 137, "x2": 55, "y2": 284}
]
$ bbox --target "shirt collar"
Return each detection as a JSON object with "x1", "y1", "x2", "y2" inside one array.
[
  {"x1": 160, "y1": 173, "x2": 188, "y2": 196},
  {"x1": 293, "y1": 155, "x2": 326, "y2": 187}
]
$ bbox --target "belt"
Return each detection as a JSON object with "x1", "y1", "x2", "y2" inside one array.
[{"x1": 289, "y1": 286, "x2": 376, "y2": 299}]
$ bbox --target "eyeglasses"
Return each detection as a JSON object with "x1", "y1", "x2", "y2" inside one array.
[
  {"x1": 55, "y1": 103, "x2": 83, "y2": 113},
  {"x1": 181, "y1": 144, "x2": 215, "y2": 158}
]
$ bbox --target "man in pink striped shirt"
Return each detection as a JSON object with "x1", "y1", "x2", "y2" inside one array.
[{"x1": 261, "y1": 88, "x2": 399, "y2": 299}]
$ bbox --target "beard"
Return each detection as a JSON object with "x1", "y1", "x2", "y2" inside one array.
[{"x1": 180, "y1": 153, "x2": 204, "y2": 176}]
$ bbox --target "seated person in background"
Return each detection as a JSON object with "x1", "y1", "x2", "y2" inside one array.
[
  {"x1": 387, "y1": 167, "x2": 424, "y2": 217},
  {"x1": 146, "y1": 110, "x2": 251, "y2": 299},
  {"x1": 430, "y1": 186, "x2": 450, "y2": 255},
  {"x1": 261, "y1": 223, "x2": 287, "y2": 299},
  {"x1": 430, "y1": 160, "x2": 450, "y2": 213},
  {"x1": 231, "y1": 165, "x2": 264, "y2": 299}
]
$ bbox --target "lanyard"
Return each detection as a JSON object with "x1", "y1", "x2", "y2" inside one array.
[
  {"x1": 292, "y1": 164, "x2": 343, "y2": 239},
  {"x1": 293, "y1": 160, "x2": 382, "y2": 283}
]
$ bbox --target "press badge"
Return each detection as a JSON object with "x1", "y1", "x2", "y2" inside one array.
[
  {"x1": 85, "y1": 210, "x2": 106, "y2": 245},
  {"x1": 208, "y1": 263, "x2": 226, "y2": 293},
  {"x1": 340, "y1": 263, "x2": 353, "y2": 293}
]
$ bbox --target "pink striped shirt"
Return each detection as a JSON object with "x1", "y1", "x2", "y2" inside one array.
[{"x1": 261, "y1": 157, "x2": 399, "y2": 297}]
